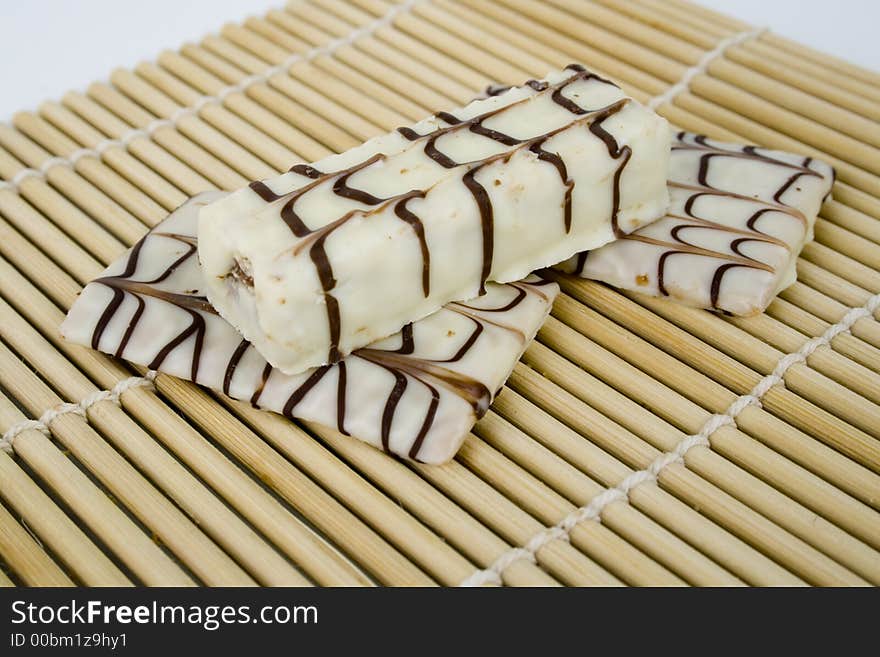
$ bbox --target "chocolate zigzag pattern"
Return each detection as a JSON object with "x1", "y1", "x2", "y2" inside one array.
[
  {"x1": 63, "y1": 194, "x2": 557, "y2": 463},
  {"x1": 238, "y1": 65, "x2": 630, "y2": 363},
  {"x1": 565, "y1": 131, "x2": 835, "y2": 315}
]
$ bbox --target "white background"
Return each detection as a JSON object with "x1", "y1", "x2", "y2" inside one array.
[{"x1": 0, "y1": 0, "x2": 877, "y2": 120}]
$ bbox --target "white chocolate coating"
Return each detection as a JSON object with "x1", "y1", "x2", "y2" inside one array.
[
  {"x1": 61, "y1": 193, "x2": 558, "y2": 464},
  {"x1": 559, "y1": 132, "x2": 834, "y2": 316},
  {"x1": 198, "y1": 66, "x2": 669, "y2": 374}
]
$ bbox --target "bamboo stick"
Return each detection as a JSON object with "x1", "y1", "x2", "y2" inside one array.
[
  {"x1": 620, "y1": 0, "x2": 880, "y2": 120},
  {"x1": 764, "y1": 298, "x2": 880, "y2": 375},
  {"x1": 801, "y1": 242, "x2": 880, "y2": 296},
  {"x1": 12, "y1": 112, "x2": 169, "y2": 226},
  {"x1": 221, "y1": 25, "x2": 403, "y2": 136},
  {"x1": 222, "y1": 400, "x2": 553, "y2": 587},
  {"x1": 501, "y1": 363, "x2": 820, "y2": 585},
  {"x1": 0, "y1": 170, "x2": 121, "y2": 278},
  {"x1": 530, "y1": 318, "x2": 880, "y2": 564},
  {"x1": 601, "y1": 0, "x2": 721, "y2": 49},
  {"x1": 0, "y1": 343, "x2": 254, "y2": 586},
  {"x1": 626, "y1": 292, "x2": 880, "y2": 441},
  {"x1": 797, "y1": 260, "x2": 880, "y2": 313},
  {"x1": 304, "y1": 419, "x2": 572, "y2": 586},
  {"x1": 821, "y1": 201, "x2": 880, "y2": 246},
  {"x1": 439, "y1": 436, "x2": 682, "y2": 585},
  {"x1": 456, "y1": 430, "x2": 737, "y2": 585},
  {"x1": 659, "y1": 0, "x2": 748, "y2": 30},
  {"x1": 513, "y1": 346, "x2": 873, "y2": 585},
  {"x1": 295, "y1": 2, "x2": 476, "y2": 103},
  {"x1": 0, "y1": 376, "x2": 192, "y2": 586},
  {"x1": 815, "y1": 221, "x2": 880, "y2": 271},
  {"x1": 407, "y1": 446, "x2": 629, "y2": 586},
  {"x1": 85, "y1": 81, "x2": 246, "y2": 190},
  {"x1": 263, "y1": 9, "x2": 452, "y2": 115},
  {"x1": 743, "y1": 40, "x2": 880, "y2": 104},
  {"x1": 549, "y1": 291, "x2": 880, "y2": 513},
  {"x1": 723, "y1": 311, "x2": 880, "y2": 390},
  {"x1": 637, "y1": 0, "x2": 732, "y2": 37},
  {"x1": 564, "y1": 0, "x2": 880, "y2": 146},
  {"x1": 37, "y1": 101, "x2": 186, "y2": 211},
  {"x1": 1, "y1": 0, "x2": 876, "y2": 588},
  {"x1": 0, "y1": 147, "x2": 126, "y2": 261},
  {"x1": 660, "y1": 0, "x2": 880, "y2": 94},
  {"x1": 653, "y1": 0, "x2": 880, "y2": 95},
  {"x1": 0, "y1": 248, "x2": 371, "y2": 588},
  {"x1": 700, "y1": 57, "x2": 880, "y2": 149},
  {"x1": 217, "y1": 24, "x2": 381, "y2": 142},
  {"x1": 0, "y1": 498, "x2": 73, "y2": 587},
  {"x1": 481, "y1": 396, "x2": 798, "y2": 585},
  {"x1": 150, "y1": 374, "x2": 433, "y2": 585},
  {"x1": 548, "y1": 0, "x2": 704, "y2": 65},
  {"x1": 196, "y1": 35, "x2": 362, "y2": 152},
  {"x1": 725, "y1": 43, "x2": 880, "y2": 121},
  {"x1": 449, "y1": 0, "x2": 663, "y2": 95},
  {"x1": 60, "y1": 90, "x2": 214, "y2": 196},
  {"x1": 0, "y1": 126, "x2": 147, "y2": 244},
  {"x1": 0, "y1": 298, "x2": 311, "y2": 587},
  {"x1": 0, "y1": 448, "x2": 132, "y2": 586},
  {"x1": 134, "y1": 60, "x2": 299, "y2": 171},
  {"x1": 561, "y1": 277, "x2": 880, "y2": 472},
  {"x1": 760, "y1": 30, "x2": 880, "y2": 88},
  {"x1": 109, "y1": 69, "x2": 275, "y2": 182},
  {"x1": 317, "y1": 0, "x2": 493, "y2": 89},
  {"x1": 778, "y1": 283, "x2": 880, "y2": 350},
  {"x1": 245, "y1": 12, "x2": 426, "y2": 120},
  {"x1": 157, "y1": 50, "x2": 324, "y2": 161},
  {"x1": 0, "y1": 568, "x2": 15, "y2": 587}
]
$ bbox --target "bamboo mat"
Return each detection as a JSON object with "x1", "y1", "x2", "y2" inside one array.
[{"x1": 0, "y1": 0, "x2": 879, "y2": 587}]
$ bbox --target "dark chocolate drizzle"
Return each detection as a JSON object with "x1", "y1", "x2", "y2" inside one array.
[
  {"x1": 572, "y1": 132, "x2": 833, "y2": 312},
  {"x1": 238, "y1": 67, "x2": 627, "y2": 364},
  {"x1": 89, "y1": 217, "x2": 548, "y2": 462},
  {"x1": 92, "y1": 232, "x2": 215, "y2": 380}
]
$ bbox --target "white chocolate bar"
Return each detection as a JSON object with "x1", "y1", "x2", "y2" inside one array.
[
  {"x1": 559, "y1": 132, "x2": 835, "y2": 316},
  {"x1": 198, "y1": 65, "x2": 670, "y2": 375},
  {"x1": 61, "y1": 193, "x2": 558, "y2": 464}
]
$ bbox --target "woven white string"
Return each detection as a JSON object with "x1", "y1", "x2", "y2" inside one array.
[
  {"x1": 646, "y1": 27, "x2": 767, "y2": 111},
  {"x1": 460, "y1": 26, "x2": 851, "y2": 585},
  {"x1": 0, "y1": 372, "x2": 157, "y2": 454},
  {"x1": 0, "y1": 0, "x2": 423, "y2": 193},
  {"x1": 0, "y1": 15, "x2": 857, "y2": 584},
  {"x1": 462, "y1": 292, "x2": 880, "y2": 586}
]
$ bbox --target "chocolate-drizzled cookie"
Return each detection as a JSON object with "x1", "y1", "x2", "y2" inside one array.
[
  {"x1": 61, "y1": 193, "x2": 558, "y2": 464},
  {"x1": 198, "y1": 65, "x2": 670, "y2": 375},
  {"x1": 560, "y1": 132, "x2": 835, "y2": 316}
]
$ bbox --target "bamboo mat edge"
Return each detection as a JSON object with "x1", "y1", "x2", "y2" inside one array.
[{"x1": 0, "y1": 0, "x2": 878, "y2": 588}]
